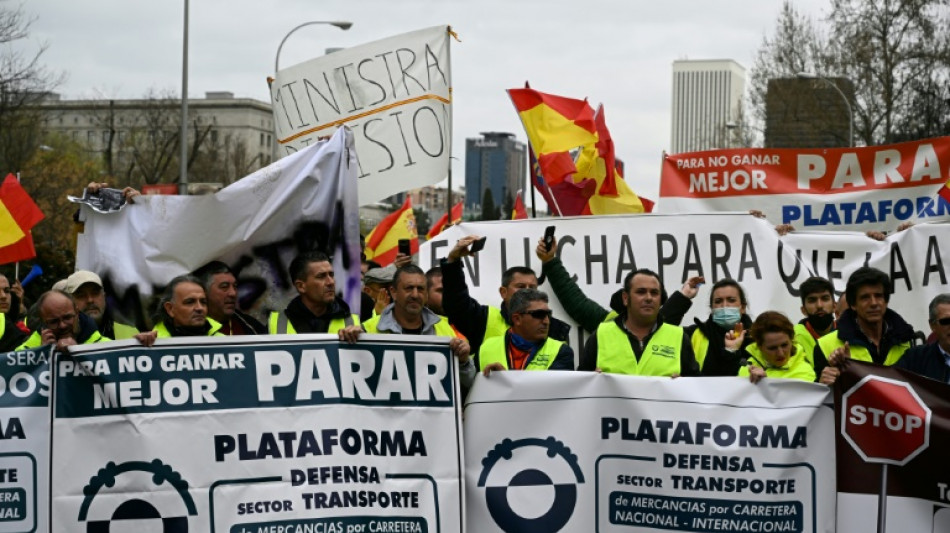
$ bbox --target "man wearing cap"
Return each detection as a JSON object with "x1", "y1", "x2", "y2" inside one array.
[
  {"x1": 64, "y1": 270, "x2": 138, "y2": 340},
  {"x1": 193, "y1": 261, "x2": 266, "y2": 335},
  {"x1": 363, "y1": 265, "x2": 395, "y2": 318},
  {"x1": 18, "y1": 290, "x2": 110, "y2": 350},
  {"x1": 268, "y1": 251, "x2": 361, "y2": 342}
]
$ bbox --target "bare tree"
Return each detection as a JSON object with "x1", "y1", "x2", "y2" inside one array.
[{"x1": 0, "y1": 2, "x2": 63, "y2": 172}]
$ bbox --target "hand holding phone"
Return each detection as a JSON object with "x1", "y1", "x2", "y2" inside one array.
[
  {"x1": 469, "y1": 236, "x2": 487, "y2": 254},
  {"x1": 543, "y1": 225, "x2": 556, "y2": 252},
  {"x1": 398, "y1": 239, "x2": 411, "y2": 256}
]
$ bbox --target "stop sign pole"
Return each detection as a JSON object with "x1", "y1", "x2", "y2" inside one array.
[{"x1": 841, "y1": 375, "x2": 932, "y2": 533}]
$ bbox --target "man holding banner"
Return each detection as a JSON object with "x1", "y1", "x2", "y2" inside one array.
[
  {"x1": 896, "y1": 293, "x2": 950, "y2": 382},
  {"x1": 816, "y1": 267, "x2": 916, "y2": 385},
  {"x1": 268, "y1": 251, "x2": 361, "y2": 341},
  {"x1": 478, "y1": 288, "x2": 574, "y2": 374},
  {"x1": 581, "y1": 269, "x2": 699, "y2": 376}
]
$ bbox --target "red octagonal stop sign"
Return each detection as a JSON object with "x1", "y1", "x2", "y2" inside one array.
[{"x1": 841, "y1": 375, "x2": 932, "y2": 465}]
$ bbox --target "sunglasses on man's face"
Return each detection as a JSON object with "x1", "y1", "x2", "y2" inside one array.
[
  {"x1": 521, "y1": 309, "x2": 553, "y2": 320},
  {"x1": 935, "y1": 317, "x2": 950, "y2": 326}
]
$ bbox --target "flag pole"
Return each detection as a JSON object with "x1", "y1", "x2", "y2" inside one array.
[
  {"x1": 445, "y1": 26, "x2": 455, "y2": 226},
  {"x1": 530, "y1": 179, "x2": 537, "y2": 218}
]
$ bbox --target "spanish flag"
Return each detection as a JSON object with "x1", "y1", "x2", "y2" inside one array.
[
  {"x1": 574, "y1": 105, "x2": 645, "y2": 215},
  {"x1": 508, "y1": 86, "x2": 598, "y2": 185},
  {"x1": 512, "y1": 190, "x2": 528, "y2": 220},
  {"x1": 0, "y1": 174, "x2": 44, "y2": 265},
  {"x1": 426, "y1": 201, "x2": 463, "y2": 240},
  {"x1": 364, "y1": 196, "x2": 418, "y2": 266}
]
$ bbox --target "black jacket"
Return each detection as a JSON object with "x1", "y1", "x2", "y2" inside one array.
[
  {"x1": 685, "y1": 313, "x2": 755, "y2": 376},
  {"x1": 283, "y1": 296, "x2": 353, "y2": 334},
  {"x1": 895, "y1": 342, "x2": 949, "y2": 383},
  {"x1": 441, "y1": 258, "x2": 570, "y2": 354}
]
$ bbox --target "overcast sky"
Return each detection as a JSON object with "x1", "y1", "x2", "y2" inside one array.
[{"x1": 24, "y1": 0, "x2": 829, "y2": 201}]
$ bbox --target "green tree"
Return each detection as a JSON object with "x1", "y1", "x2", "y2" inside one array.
[{"x1": 480, "y1": 188, "x2": 499, "y2": 221}]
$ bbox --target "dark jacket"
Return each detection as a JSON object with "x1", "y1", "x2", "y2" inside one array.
[
  {"x1": 813, "y1": 308, "x2": 916, "y2": 377},
  {"x1": 284, "y1": 296, "x2": 353, "y2": 334},
  {"x1": 540, "y1": 257, "x2": 691, "y2": 332},
  {"x1": 441, "y1": 258, "x2": 571, "y2": 354},
  {"x1": 895, "y1": 343, "x2": 950, "y2": 383},
  {"x1": 220, "y1": 310, "x2": 267, "y2": 335},
  {"x1": 0, "y1": 314, "x2": 26, "y2": 352},
  {"x1": 685, "y1": 313, "x2": 755, "y2": 376}
]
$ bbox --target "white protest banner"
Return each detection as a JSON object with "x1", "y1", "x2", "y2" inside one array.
[
  {"x1": 658, "y1": 137, "x2": 950, "y2": 232},
  {"x1": 50, "y1": 335, "x2": 463, "y2": 533},
  {"x1": 834, "y1": 361, "x2": 950, "y2": 532},
  {"x1": 419, "y1": 215, "x2": 950, "y2": 355},
  {"x1": 464, "y1": 372, "x2": 835, "y2": 532},
  {"x1": 75, "y1": 126, "x2": 361, "y2": 318},
  {"x1": 271, "y1": 26, "x2": 452, "y2": 205},
  {"x1": 0, "y1": 346, "x2": 51, "y2": 533}
]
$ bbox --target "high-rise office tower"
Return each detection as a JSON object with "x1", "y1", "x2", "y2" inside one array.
[
  {"x1": 464, "y1": 132, "x2": 526, "y2": 219},
  {"x1": 670, "y1": 59, "x2": 746, "y2": 154}
]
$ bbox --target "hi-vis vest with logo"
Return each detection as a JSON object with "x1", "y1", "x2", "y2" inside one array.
[
  {"x1": 483, "y1": 306, "x2": 509, "y2": 344},
  {"x1": 155, "y1": 318, "x2": 224, "y2": 338},
  {"x1": 596, "y1": 321, "x2": 683, "y2": 376},
  {"x1": 362, "y1": 314, "x2": 457, "y2": 336},
  {"x1": 816, "y1": 331, "x2": 908, "y2": 366},
  {"x1": 268, "y1": 312, "x2": 356, "y2": 334},
  {"x1": 478, "y1": 335, "x2": 564, "y2": 371}
]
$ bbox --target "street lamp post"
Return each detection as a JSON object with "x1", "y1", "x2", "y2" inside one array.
[
  {"x1": 274, "y1": 21, "x2": 353, "y2": 74},
  {"x1": 179, "y1": 0, "x2": 190, "y2": 195},
  {"x1": 797, "y1": 72, "x2": 854, "y2": 147}
]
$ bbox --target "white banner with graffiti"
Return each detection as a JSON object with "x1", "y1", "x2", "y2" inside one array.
[
  {"x1": 464, "y1": 372, "x2": 835, "y2": 532},
  {"x1": 271, "y1": 25, "x2": 452, "y2": 205},
  {"x1": 75, "y1": 127, "x2": 362, "y2": 318},
  {"x1": 419, "y1": 215, "x2": 950, "y2": 355},
  {"x1": 0, "y1": 346, "x2": 52, "y2": 533},
  {"x1": 49, "y1": 335, "x2": 464, "y2": 533}
]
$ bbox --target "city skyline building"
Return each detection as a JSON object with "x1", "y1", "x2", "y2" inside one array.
[
  {"x1": 464, "y1": 132, "x2": 526, "y2": 219},
  {"x1": 765, "y1": 77, "x2": 854, "y2": 148},
  {"x1": 31, "y1": 91, "x2": 276, "y2": 187},
  {"x1": 670, "y1": 59, "x2": 746, "y2": 154}
]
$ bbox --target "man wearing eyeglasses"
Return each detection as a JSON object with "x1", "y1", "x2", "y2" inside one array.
[
  {"x1": 895, "y1": 293, "x2": 950, "y2": 382},
  {"x1": 478, "y1": 289, "x2": 574, "y2": 375},
  {"x1": 17, "y1": 291, "x2": 110, "y2": 350},
  {"x1": 581, "y1": 269, "x2": 699, "y2": 377}
]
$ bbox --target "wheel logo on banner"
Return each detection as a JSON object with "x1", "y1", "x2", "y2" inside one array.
[
  {"x1": 77, "y1": 459, "x2": 197, "y2": 532},
  {"x1": 477, "y1": 436, "x2": 584, "y2": 532}
]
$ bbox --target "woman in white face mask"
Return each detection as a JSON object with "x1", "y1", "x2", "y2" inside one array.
[{"x1": 683, "y1": 279, "x2": 754, "y2": 376}]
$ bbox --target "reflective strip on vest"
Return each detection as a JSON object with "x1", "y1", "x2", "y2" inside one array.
[
  {"x1": 596, "y1": 322, "x2": 683, "y2": 376},
  {"x1": 816, "y1": 331, "x2": 908, "y2": 366},
  {"x1": 478, "y1": 335, "x2": 564, "y2": 371},
  {"x1": 270, "y1": 312, "x2": 355, "y2": 334}
]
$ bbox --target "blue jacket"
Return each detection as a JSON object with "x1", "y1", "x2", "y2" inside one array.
[{"x1": 895, "y1": 342, "x2": 949, "y2": 383}]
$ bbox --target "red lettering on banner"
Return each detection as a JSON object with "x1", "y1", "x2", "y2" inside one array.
[{"x1": 660, "y1": 137, "x2": 950, "y2": 198}]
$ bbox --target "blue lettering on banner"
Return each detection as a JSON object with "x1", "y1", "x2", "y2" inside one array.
[
  {"x1": 781, "y1": 196, "x2": 950, "y2": 226},
  {"x1": 609, "y1": 492, "x2": 802, "y2": 532}
]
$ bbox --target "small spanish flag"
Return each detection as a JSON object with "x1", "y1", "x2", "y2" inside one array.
[
  {"x1": 512, "y1": 190, "x2": 528, "y2": 220},
  {"x1": 939, "y1": 177, "x2": 950, "y2": 205},
  {"x1": 0, "y1": 174, "x2": 44, "y2": 265},
  {"x1": 426, "y1": 201, "x2": 463, "y2": 240},
  {"x1": 364, "y1": 196, "x2": 418, "y2": 266}
]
